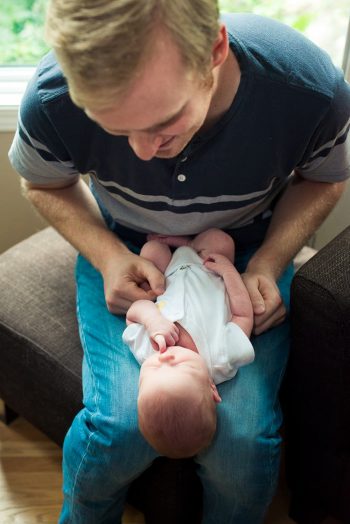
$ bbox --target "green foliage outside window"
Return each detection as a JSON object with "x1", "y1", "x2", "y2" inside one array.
[
  {"x1": 1, "y1": 0, "x2": 48, "y2": 64},
  {"x1": 0, "y1": 0, "x2": 347, "y2": 65},
  {"x1": 220, "y1": 0, "x2": 313, "y2": 32}
]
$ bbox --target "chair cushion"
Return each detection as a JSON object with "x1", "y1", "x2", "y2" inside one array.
[
  {"x1": 285, "y1": 226, "x2": 350, "y2": 523},
  {"x1": 0, "y1": 227, "x2": 82, "y2": 444}
]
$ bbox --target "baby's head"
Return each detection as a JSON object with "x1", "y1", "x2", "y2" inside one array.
[{"x1": 138, "y1": 346, "x2": 221, "y2": 458}]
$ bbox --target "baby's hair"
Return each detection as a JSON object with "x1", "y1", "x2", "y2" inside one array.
[{"x1": 138, "y1": 384, "x2": 216, "y2": 458}]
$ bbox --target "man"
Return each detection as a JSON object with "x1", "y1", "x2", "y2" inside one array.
[{"x1": 8, "y1": 0, "x2": 349, "y2": 522}]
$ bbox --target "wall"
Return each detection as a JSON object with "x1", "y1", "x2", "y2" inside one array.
[
  {"x1": 0, "y1": 131, "x2": 46, "y2": 254},
  {"x1": 313, "y1": 182, "x2": 350, "y2": 249},
  {"x1": 0, "y1": 130, "x2": 349, "y2": 254}
]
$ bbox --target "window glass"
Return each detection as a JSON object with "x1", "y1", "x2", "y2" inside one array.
[
  {"x1": 1, "y1": 0, "x2": 48, "y2": 65},
  {"x1": 0, "y1": 0, "x2": 348, "y2": 67},
  {"x1": 220, "y1": 0, "x2": 348, "y2": 67}
]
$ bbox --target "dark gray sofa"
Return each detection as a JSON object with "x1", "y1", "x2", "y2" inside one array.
[
  {"x1": 284, "y1": 225, "x2": 350, "y2": 524},
  {"x1": 0, "y1": 225, "x2": 349, "y2": 523}
]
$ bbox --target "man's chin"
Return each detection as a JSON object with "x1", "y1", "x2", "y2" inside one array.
[
  {"x1": 155, "y1": 137, "x2": 190, "y2": 159},
  {"x1": 155, "y1": 150, "x2": 179, "y2": 159}
]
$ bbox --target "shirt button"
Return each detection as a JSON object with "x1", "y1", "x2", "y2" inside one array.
[
  {"x1": 177, "y1": 174, "x2": 186, "y2": 182},
  {"x1": 181, "y1": 156, "x2": 188, "y2": 162}
]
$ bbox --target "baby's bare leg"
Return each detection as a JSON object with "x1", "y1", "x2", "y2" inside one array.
[
  {"x1": 191, "y1": 229, "x2": 235, "y2": 262},
  {"x1": 147, "y1": 233, "x2": 192, "y2": 248},
  {"x1": 140, "y1": 240, "x2": 172, "y2": 273}
]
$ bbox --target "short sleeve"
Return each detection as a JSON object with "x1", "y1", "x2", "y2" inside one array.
[
  {"x1": 297, "y1": 75, "x2": 350, "y2": 183},
  {"x1": 211, "y1": 322, "x2": 255, "y2": 385},
  {"x1": 122, "y1": 323, "x2": 155, "y2": 365},
  {"x1": 8, "y1": 57, "x2": 80, "y2": 184}
]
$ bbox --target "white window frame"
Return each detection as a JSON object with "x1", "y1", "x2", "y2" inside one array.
[
  {"x1": 0, "y1": 66, "x2": 35, "y2": 131},
  {"x1": 343, "y1": 16, "x2": 350, "y2": 83},
  {"x1": 0, "y1": 17, "x2": 349, "y2": 133}
]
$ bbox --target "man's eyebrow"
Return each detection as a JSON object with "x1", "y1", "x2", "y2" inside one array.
[{"x1": 105, "y1": 104, "x2": 187, "y2": 135}]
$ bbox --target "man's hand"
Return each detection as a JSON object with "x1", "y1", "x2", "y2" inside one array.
[
  {"x1": 101, "y1": 252, "x2": 165, "y2": 315},
  {"x1": 239, "y1": 176, "x2": 346, "y2": 335},
  {"x1": 241, "y1": 271, "x2": 286, "y2": 336}
]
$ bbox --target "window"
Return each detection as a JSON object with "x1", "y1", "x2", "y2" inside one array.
[
  {"x1": 220, "y1": 0, "x2": 349, "y2": 68},
  {"x1": 1, "y1": 0, "x2": 349, "y2": 131}
]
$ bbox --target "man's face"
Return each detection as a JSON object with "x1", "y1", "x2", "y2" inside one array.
[{"x1": 86, "y1": 31, "x2": 215, "y2": 161}]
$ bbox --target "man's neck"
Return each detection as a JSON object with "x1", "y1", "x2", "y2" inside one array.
[{"x1": 202, "y1": 49, "x2": 241, "y2": 132}]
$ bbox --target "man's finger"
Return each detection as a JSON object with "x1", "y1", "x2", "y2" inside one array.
[
  {"x1": 244, "y1": 280, "x2": 266, "y2": 315},
  {"x1": 143, "y1": 264, "x2": 165, "y2": 296},
  {"x1": 253, "y1": 308, "x2": 286, "y2": 335}
]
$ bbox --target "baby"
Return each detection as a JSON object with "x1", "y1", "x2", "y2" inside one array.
[{"x1": 123, "y1": 228, "x2": 254, "y2": 458}]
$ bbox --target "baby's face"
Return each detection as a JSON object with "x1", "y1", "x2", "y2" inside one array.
[{"x1": 139, "y1": 346, "x2": 221, "y2": 403}]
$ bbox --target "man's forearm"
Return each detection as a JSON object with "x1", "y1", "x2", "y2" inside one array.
[
  {"x1": 246, "y1": 175, "x2": 347, "y2": 280},
  {"x1": 22, "y1": 178, "x2": 130, "y2": 272}
]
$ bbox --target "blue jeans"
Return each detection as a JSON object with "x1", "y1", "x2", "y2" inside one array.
[{"x1": 59, "y1": 244, "x2": 294, "y2": 524}]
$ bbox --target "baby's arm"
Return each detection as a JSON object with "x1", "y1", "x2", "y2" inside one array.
[
  {"x1": 126, "y1": 300, "x2": 179, "y2": 352},
  {"x1": 203, "y1": 254, "x2": 253, "y2": 337}
]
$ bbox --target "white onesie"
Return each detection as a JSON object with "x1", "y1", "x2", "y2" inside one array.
[{"x1": 122, "y1": 246, "x2": 254, "y2": 384}]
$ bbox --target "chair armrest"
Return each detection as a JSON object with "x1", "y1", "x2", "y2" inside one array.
[{"x1": 285, "y1": 226, "x2": 350, "y2": 523}]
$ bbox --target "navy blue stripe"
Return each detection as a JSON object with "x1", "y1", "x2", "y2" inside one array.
[
  {"x1": 308, "y1": 123, "x2": 350, "y2": 161},
  {"x1": 18, "y1": 125, "x2": 60, "y2": 163},
  {"x1": 18, "y1": 124, "x2": 32, "y2": 148}
]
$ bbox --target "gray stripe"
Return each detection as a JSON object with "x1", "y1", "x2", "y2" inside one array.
[
  {"x1": 18, "y1": 112, "x2": 52, "y2": 155},
  {"x1": 8, "y1": 130, "x2": 80, "y2": 183},
  {"x1": 18, "y1": 113, "x2": 75, "y2": 168},
  {"x1": 299, "y1": 131, "x2": 350, "y2": 181},
  {"x1": 301, "y1": 117, "x2": 350, "y2": 168},
  {"x1": 92, "y1": 177, "x2": 287, "y2": 235},
  {"x1": 95, "y1": 174, "x2": 278, "y2": 206}
]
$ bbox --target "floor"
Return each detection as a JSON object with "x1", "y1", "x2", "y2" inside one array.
[{"x1": 0, "y1": 400, "x2": 296, "y2": 524}]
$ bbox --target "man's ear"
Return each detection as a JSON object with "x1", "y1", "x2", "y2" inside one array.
[
  {"x1": 210, "y1": 381, "x2": 222, "y2": 403},
  {"x1": 211, "y1": 24, "x2": 229, "y2": 68}
]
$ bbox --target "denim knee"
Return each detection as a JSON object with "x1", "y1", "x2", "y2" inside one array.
[
  {"x1": 63, "y1": 406, "x2": 157, "y2": 493},
  {"x1": 196, "y1": 342, "x2": 286, "y2": 506},
  {"x1": 87, "y1": 405, "x2": 154, "y2": 463},
  {"x1": 201, "y1": 409, "x2": 281, "y2": 476}
]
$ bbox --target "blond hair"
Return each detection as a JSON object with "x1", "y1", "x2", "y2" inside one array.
[
  {"x1": 45, "y1": 0, "x2": 220, "y2": 110},
  {"x1": 138, "y1": 382, "x2": 216, "y2": 458}
]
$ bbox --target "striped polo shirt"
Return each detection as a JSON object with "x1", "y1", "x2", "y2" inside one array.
[{"x1": 9, "y1": 13, "x2": 350, "y2": 248}]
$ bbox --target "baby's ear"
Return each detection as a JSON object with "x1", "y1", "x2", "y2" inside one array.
[{"x1": 210, "y1": 382, "x2": 222, "y2": 403}]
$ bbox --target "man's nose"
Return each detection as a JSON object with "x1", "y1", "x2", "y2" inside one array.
[{"x1": 128, "y1": 133, "x2": 163, "y2": 161}]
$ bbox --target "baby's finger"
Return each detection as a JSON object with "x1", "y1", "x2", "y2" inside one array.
[
  {"x1": 153, "y1": 334, "x2": 166, "y2": 352},
  {"x1": 166, "y1": 334, "x2": 177, "y2": 347}
]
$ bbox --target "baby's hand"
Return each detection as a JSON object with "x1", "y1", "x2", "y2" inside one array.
[
  {"x1": 203, "y1": 253, "x2": 233, "y2": 277},
  {"x1": 148, "y1": 318, "x2": 179, "y2": 352}
]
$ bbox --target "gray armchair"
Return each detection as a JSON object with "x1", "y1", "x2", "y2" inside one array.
[
  {"x1": 0, "y1": 225, "x2": 349, "y2": 523},
  {"x1": 284, "y1": 225, "x2": 350, "y2": 524}
]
